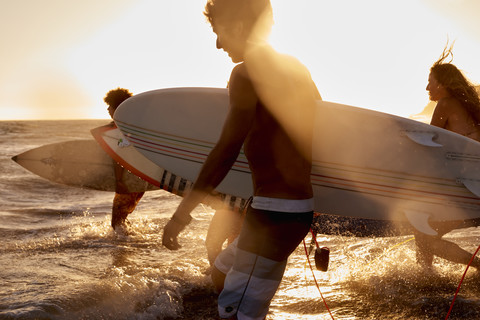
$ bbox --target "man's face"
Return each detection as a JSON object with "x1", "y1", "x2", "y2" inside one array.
[{"x1": 212, "y1": 19, "x2": 246, "y2": 63}]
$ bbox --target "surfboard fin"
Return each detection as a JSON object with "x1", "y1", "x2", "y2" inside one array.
[
  {"x1": 404, "y1": 131, "x2": 442, "y2": 147},
  {"x1": 404, "y1": 210, "x2": 437, "y2": 236},
  {"x1": 458, "y1": 178, "x2": 480, "y2": 198}
]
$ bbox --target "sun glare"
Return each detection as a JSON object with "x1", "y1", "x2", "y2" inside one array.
[
  {"x1": 270, "y1": 0, "x2": 480, "y2": 118},
  {"x1": 1, "y1": 0, "x2": 480, "y2": 120}
]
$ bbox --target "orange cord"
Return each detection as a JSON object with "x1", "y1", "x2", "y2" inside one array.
[{"x1": 303, "y1": 229, "x2": 335, "y2": 319}]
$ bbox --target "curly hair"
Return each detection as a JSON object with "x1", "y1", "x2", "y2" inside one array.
[
  {"x1": 430, "y1": 44, "x2": 480, "y2": 124},
  {"x1": 103, "y1": 88, "x2": 133, "y2": 110}
]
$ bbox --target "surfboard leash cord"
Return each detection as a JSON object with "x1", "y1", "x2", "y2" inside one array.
[
  {"x1": 445, "y1": 243, "x2": 480, "y2": 320},
  {"x1": 302, "y1": 229, "x2": 479, "y2": 319},
  {"x1": 303, "y1": 230, "x2": 335, "y2": 320}
]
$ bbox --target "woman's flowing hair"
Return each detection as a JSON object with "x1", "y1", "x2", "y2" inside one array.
[{"x1": 430, "y1": 43, "x2": 480, "y2": 124}]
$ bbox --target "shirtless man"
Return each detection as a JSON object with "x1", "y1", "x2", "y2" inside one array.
[
  {"x1": 416, "y1": 45, "x2": 480, "y2": 270},
  {"x1": 162, "y1": 0, "x2": 320, "y2": 318}
]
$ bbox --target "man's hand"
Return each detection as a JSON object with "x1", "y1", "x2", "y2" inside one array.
[{"x1": 162, "y1": 215, "x2": 191, "y2": 250}]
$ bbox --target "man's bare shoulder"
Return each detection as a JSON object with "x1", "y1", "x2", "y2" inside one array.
[
  {"x1": 231, "y1": 63, "x2": 248, "y2": 76},
  {"x1": 229, "y1": 63, "x2": 258, "y2": 110}
]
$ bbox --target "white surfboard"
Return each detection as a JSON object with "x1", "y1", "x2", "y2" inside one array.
[
  {"x1": 91, "y1": 124, "x2": 248, "y2": 212},
  {"x1": 113, "y1": 87, "x2": 480, "y2": 232},
  {"x1": 12, "y1": 140, "x2": 158, "y2": 192}
]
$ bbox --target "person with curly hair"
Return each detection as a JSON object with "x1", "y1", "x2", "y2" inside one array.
[
  {"x1": 103, "y1": 88, "x2": 145, "y2": 232},
  {"x1": 104, "y1": 88, "x2": 244, "y2": 257},
  {"x1": 415, "y1": 44, "x2": 480, "y2": 270}
]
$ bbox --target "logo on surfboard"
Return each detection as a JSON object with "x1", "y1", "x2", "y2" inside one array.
[{"x1": 118, "y1": 139, "x2": 131, "y2": 148}]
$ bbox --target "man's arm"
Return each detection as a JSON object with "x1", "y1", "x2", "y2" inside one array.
[{"x1": 162, "y1": 65, "x2": 257, "y2": 249}]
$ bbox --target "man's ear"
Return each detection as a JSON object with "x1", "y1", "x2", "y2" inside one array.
[{"x1": 232, "y1": 21, "x2": 246, "y2": 38}]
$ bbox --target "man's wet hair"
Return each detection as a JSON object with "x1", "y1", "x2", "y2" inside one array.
[{"x1": 204, "y1": 0, "x2": 273, "y2": 36}]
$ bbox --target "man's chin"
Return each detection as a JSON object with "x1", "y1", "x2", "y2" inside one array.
[{"x1": 229, "y1": 54, "x2": 243, "y2": 63}]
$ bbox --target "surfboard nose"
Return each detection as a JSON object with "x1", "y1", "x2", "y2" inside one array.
[{"x1": 11, "y1": 155, "x2": 18, "y2": 162}]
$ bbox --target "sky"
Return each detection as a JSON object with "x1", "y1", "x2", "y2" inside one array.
[{"x1": 1, "y1": 0, "x2": 480, "y2": 120}]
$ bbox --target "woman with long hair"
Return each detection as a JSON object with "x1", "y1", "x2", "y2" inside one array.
[
  {"x1": 416, "y1": 44, "x2": 480, "y2": 270},
  {"x1": 427, "y1": 43, "x2": 480, "y2": 140}
]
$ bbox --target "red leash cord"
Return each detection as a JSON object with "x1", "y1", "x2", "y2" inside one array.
[
  {"x1": 445, "y1": 244, "x2": 480, "y2": 320},
  {"x1": 305, "y1": 230, "x2": 480, "y2": 319},
  {"x1": 303, "y1": 231, "x2": 335, "y2": 319}
]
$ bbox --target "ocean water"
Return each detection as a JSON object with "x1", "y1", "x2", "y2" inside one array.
[{"x1": 1, "y1": 120, "x2": 480, "y2": 320}]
